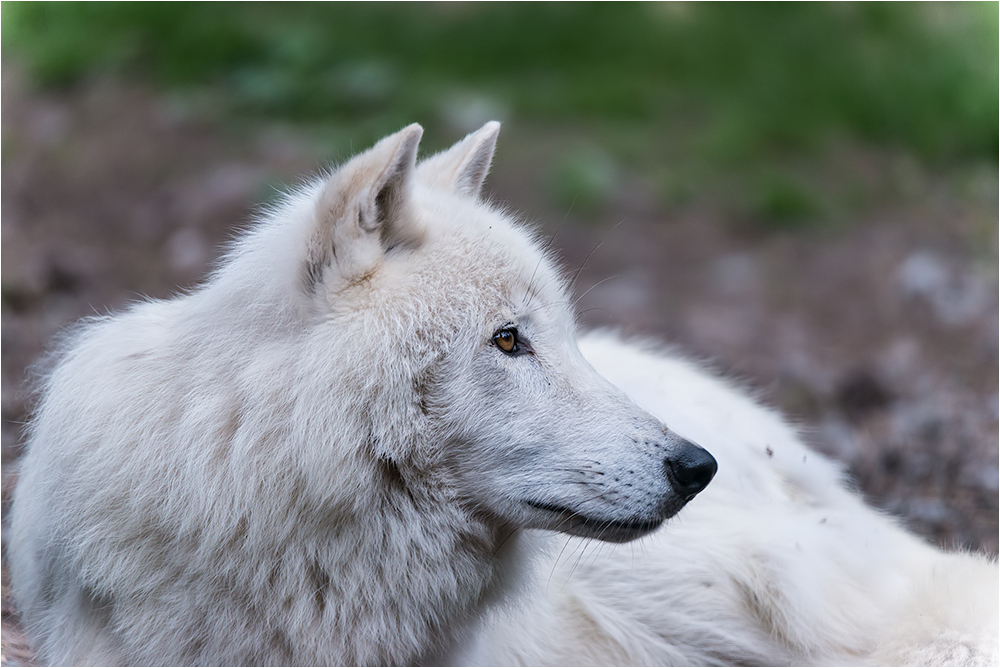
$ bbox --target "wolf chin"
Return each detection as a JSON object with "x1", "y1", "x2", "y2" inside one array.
[{"x1": 8, "y1": 123, "x2": 997, "y2": 666}]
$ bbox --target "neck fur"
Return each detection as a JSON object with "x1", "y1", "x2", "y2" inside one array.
[{"x1": 246, "y1": 459, "x2": 528, "y2": 666}]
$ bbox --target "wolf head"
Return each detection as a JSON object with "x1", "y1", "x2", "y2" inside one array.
[{"x1": 251, "y1": 122, "x2": 716, "y2": 544}]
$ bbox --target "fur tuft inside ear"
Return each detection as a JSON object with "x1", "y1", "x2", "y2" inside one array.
[
  {"x1": 305, "y1": 124, "x2": 424, "y2": 291},
  {"x1": 416, "y1": 121, "x2": 500, "y2": 198}
]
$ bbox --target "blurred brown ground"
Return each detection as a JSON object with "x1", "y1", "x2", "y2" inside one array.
[{"x1": 1, "y1": 66, "x2": 997, "y2": 665}]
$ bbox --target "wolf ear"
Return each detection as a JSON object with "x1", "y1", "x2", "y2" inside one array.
[
  {"x1": 417, "y1": 121, "x2": 500, "y2": 198},
  {"x1": 306, "y1": 123, "x2": 423, "y2": 289}
]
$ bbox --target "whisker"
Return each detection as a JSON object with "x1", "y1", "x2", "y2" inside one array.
[
  {"x1": 545, "y1": 467, "x2": 606, "y2": 476},
  {"x1": 569, "y1": 218, "x2": 628, "y2": 293},
  {"x1": 491, "y1": 526, "x2": 520, "y2": 560},
  {"x1": 564, "y1": 535, "x2": 594, "y2": 586},
  {"x1": 524, "y1": 255, "x2": 546, "y2": 310},
  {"x1": 573, "y1": 274, "x2": 620, "y2": 309},
  {"x1": 576, "y1": 306, "x2": 613, "y2": 320}
]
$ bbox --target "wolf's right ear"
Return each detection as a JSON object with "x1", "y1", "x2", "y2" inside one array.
[
  {"x1": 417, "y1": 121, "x2": 500, "y2": 199},
  {"x1": 305, "y1": 124, "x2": 423, "y2": 290}
]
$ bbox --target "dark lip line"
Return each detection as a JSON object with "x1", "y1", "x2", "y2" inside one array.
[{"x1": 523, "y1": 499, "x2": 663, "y2": 535}]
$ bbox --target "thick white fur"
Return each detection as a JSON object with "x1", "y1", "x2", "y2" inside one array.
[
  {"x1": 479, "y1": 336, "x2": 999, "y2": 666},
  {"x1": 9, "y1": 123, "x2": 997, "y2": 666}
]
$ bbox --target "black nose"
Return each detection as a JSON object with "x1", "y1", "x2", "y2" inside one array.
[{"x1": 665, "y1": 441, "x2": 717, "y2": 498}]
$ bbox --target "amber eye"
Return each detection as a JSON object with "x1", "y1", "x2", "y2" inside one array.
[{"x1": 493, "y1": 328, "x2": 518, "y2": 354}]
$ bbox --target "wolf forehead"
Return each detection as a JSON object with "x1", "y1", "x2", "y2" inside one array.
[
  {"x1": 259, "y1": 121, "x2": 570, "y2": 329},
  {"x1": 401, "y1": 192, "x2": 567, "y2": 309}
]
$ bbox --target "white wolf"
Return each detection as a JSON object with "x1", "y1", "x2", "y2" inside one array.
[{"x1": 8, "y1": 123, "x2": 997, "y2": 666}]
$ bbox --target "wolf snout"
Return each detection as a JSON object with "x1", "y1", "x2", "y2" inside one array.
[{"x1": 665, "y1": 441, "x2": 717, "y2": 499}]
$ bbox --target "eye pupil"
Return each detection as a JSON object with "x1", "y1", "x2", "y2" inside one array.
[{"x1": 494, "y1": 328, "x2": 517, "y2": 353}]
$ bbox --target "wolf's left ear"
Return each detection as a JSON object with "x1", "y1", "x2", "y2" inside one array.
[
  {"x1": 417, "y1": 121, "x2": 500, "y2": 199},
  {"x1": 307, "y1": 124, "x2": 423, "y2": 288}
]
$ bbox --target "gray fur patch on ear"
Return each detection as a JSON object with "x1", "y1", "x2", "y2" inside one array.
[
  {"x1": 368, "y1": 124, "x2": 423, "y2": 233},
  {"x1": 305, "y1": 124, "x2": 424, "y2": 290}
]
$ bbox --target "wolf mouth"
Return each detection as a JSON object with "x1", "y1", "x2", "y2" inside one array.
[{"x1": 524, "y1": 499, "x2": 663, "y2": 538}]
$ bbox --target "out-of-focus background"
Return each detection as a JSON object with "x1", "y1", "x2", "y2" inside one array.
[{"x1": 1, "y1": 3, "x2": 997, "y2": 663}]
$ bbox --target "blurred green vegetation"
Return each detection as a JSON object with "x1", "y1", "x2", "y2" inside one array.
[{"x1": 3, "y1": 2, "x2": 997, "y2": 226}]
